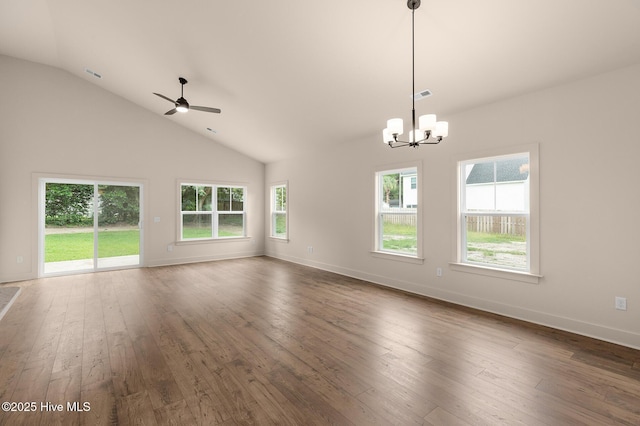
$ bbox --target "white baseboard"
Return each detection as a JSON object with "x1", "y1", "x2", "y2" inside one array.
[
  {"x1": 0, "y1": 272, "x2": 37, "y2": 284},
  {"x1": 266, "y1": 252, "x2": 640, "y2": 350},
  {"x1": 146, "y1": 250, "x2": 264, "y2": 268}
]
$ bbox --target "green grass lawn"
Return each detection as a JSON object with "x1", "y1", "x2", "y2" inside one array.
[
  {"x1": 183, "y1": 215, "x2": 244, "y2": 239},
  {"x1": 381, "y1": 223, "x2": 526, "y2": 257},
  {"x1": 45, "y1": 230, "x2": 139, "y2": 262},
  {"x1": 467, "y1": 230, "x2": 525, "y2": 244},
  {"x1": 465, "y1": 230, "x2": 526, "y2": 268},
  {"x1": 182, "y1": 227, "x2": 213, "y2": 239},
  {"x1": 382, "y1": 222, "x2": 417, "y2": 253},
  {"x1": 182, "y1": 226, "x2": 244, "y2": 238}
]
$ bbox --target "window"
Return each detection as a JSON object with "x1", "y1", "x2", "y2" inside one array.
[
  {"x1": 456, "y1": 145, "x2": 539, "y2": 278},
  {"x1": 270, "y1": 183, "x2": 288, "y2": 239},
  {"x1": 180, "y1": 183, "x2": 246, "y2": 240},
  {"x1": 374, "y1": 165, "x2": 421, "y2": 259}
]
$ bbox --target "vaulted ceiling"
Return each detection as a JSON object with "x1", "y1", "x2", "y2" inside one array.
[{"x1": 2, "y1": 1, "x2": 639, "y2": 163}]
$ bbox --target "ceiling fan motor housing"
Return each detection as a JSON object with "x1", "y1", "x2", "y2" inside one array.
[
  {"x1": 154, "y1": 76, "x2": 221, "y2": 115},
  {"x1": 176, "y1": 97, "x2": 189, "y2": 112}
]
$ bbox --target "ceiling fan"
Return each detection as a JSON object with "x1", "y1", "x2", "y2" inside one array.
[{"x1": 153, "y1": 77, "x2": 221, "y2": 115}]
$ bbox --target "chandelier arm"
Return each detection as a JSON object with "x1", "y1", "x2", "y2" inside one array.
[
  {"x1": 388, "y1": 141, "x2": 413, "y2": 148},
  {"x1": 418, "y1": 137, "x2": 442, "y2": 145},
  {"x1": 394, "y1": 131, "x2": 441, "y2": 145}
]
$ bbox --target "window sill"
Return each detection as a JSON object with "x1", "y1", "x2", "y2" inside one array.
[
  {"x1": 449, "y1": 262, "x2": 542, "y2": 284},
  {"x1": 268, "y1": 236, "x2": 289, "y2": 243},
  {"x1": 176, "y1": 237, "x2": 252, "y2": 246},
  {"x1": 371, "y1": 251, "x2": 424, "y2": 265}
]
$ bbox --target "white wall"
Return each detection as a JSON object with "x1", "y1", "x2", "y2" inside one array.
[
  {"x1": 0, "y1": 55, "x2": 265, "y2": 282},
  {"x1": 265, "y1": 64, "x2": 640, "y2": 349}
]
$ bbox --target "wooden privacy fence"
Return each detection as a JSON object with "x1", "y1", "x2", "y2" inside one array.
[
  {"x1": 381, "y1": 212, "x2": 525, "y2": 235},
  {"x1": 466, "y1": 215, "x2": 526, "y2": 236},
  {"x1": 381, "y1": 212, "x2": 417, "y2": 226}
]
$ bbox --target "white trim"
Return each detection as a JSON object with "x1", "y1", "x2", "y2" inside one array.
[
  {"x1": 35, "y1": 173, "x2": 145, "y2": 278},
  {"x1": 373, "y1": 160, "x2": 423, "y2": 260},
  {"x1": 449, "y1": 262, "x2": 541, "y2": 284},
  {"x1": 269, "y1": 181, "x2": 288, "y2": 240},
  {"x1": 266, "y1": 254, "x2": 639, "y2": 350},
  {"x1": 175, "y1": 236, "x2": 252, "y2": 245},
  {"x1": 453, "y1": 143, "x2": 540, "y2": 276},
  {"x1": 146, "y1": 251, "x2": 261, "y2": 267},
  {"x1": 178, "y1": 181, "x2": 248, "y2": 242},
  {"x1": 268, "y1": 236, "x2": 289, "y2": 243},
  {"x1": 370, "y1": 251, "x2": 424, "y2": 265}
]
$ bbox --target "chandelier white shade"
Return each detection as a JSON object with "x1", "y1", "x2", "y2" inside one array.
[{"x1": 383, "y1": 0, "x2": 448, "y2": 148}]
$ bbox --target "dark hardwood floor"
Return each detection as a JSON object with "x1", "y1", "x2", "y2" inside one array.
[{"x1": 0, "y1": 256, "x2": 639, "y2": 425}]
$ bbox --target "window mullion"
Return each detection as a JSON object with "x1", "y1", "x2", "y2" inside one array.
[{"x1": 213, "y1": 185, "x2": 218, "y2": 238}]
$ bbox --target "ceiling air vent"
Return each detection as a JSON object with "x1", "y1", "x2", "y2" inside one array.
[
  {"x1": 413, "y1": 89, "x2": 432, "y2": 101},
  {"x1": 84, "y1": 68, "x2": 102, "y2": 79}
]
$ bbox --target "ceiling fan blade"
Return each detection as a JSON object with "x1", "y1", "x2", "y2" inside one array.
[
  {"x1": 190, "y1": 105, "x2": 221, "y2": 114},
  {"x1": 154, "y1": 92, "x2": 177, "y2": 104},
  {"x1": 164, "y1": 108, "x2": 178, "y2": 115}
]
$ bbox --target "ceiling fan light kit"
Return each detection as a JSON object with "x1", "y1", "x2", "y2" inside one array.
[
  {"x1": 154, "y1": 77, "x2": 221, "y2": 116},
  {"x1": 383, "y1": 0, "x2": 448, "y2": 148}
]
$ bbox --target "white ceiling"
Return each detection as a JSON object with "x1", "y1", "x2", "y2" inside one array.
[{"x1": 2, "y1": 0, "x2": 640, "y2": 163}]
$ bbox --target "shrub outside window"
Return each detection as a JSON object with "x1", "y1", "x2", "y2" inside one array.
[{"x1": 180, "y1": 184, "x2": 246, "y2": 240}]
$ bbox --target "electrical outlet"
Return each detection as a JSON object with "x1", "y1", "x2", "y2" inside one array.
[
  {"x1": 167, "y1": 244, "x2": 173, "y2": 252},
  {"x1": 307, "y1": 246, "x2": 313, "y2": 254},
  {"x1": 17, "y1": 256, "x2": 24, "y2": 264},
  {"x1": 436, "y1": 267, "x2": 442, "y2": 277},
  {"x1": 615, "y1": 297, "x2": 627, "y2": 311}
]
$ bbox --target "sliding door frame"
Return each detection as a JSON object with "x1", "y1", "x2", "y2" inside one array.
[{"x1": 37, "y1": 174, "x2": 145, "y2": 277}]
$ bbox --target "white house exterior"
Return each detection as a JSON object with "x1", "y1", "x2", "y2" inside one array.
[
  {"x1": 401, "y1": 171, "x2": 417, "y2": 208},
  {"x1": 464, "y1": 158, "x2": 529, "y2": 212}
]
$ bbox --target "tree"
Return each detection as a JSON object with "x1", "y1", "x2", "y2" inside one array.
[
  {"x1": 98, "y1": 185, "x2": 140, "y2": 225},
  {"x1": 182, "y1": 185, "x2": 212, "y2": 211},
  {"x1": 45, "y1": 183, "x2": 94, "y2": 226},
  {"x1": 383, "y1": 174, "x2": 399, "y2": 205}
]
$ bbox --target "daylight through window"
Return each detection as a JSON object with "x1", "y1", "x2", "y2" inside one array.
[
  {"x1": 375, "y1": 167, "x2": 419, "y2": 257},
  {"x1": 180, "y1": 184, "x2": 246, "y2": 240},
  {"x1": 459, "y1": 153, "x2": 530, "y2": 271},
  {"x1": 271, "y1": 184, "x2": 287, "y2": 239}
]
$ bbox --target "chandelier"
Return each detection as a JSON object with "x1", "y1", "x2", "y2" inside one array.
[{"x1": 383, "y1": 0, "x2": 448, "y2": 148}]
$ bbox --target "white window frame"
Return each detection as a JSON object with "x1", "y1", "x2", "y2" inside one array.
[
  {"x1": 451, "y1": 144, "x2": 541, "y2": 283},
  {"x1": 36, "y1": 175, "x2": 145, "y2": 277},
  {"x1": 179, "y1": 182, "x2": 247, "y2": 241},
  {"x1": 372, "y1": 161, "x2": 423, "y2": 264},
  {"x1": 270, "y1": 182, "x2": 288, "y2": 240}
]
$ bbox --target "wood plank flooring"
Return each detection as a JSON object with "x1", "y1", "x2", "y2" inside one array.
[{"x1": 0, "y1": 256, "x2": 639, "y2": 425}]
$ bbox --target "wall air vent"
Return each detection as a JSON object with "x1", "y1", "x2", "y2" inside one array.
[{"x1": 413, "y1": 89, "x2": 432, "y2": 101}]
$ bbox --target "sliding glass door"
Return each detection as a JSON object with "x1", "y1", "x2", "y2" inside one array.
[
  {"x1": 41, "y1": 179, "x2": 142, "y2": 276},
  {"x1": 96, "y1": 184, "x2": 141, "y2": 269}
]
